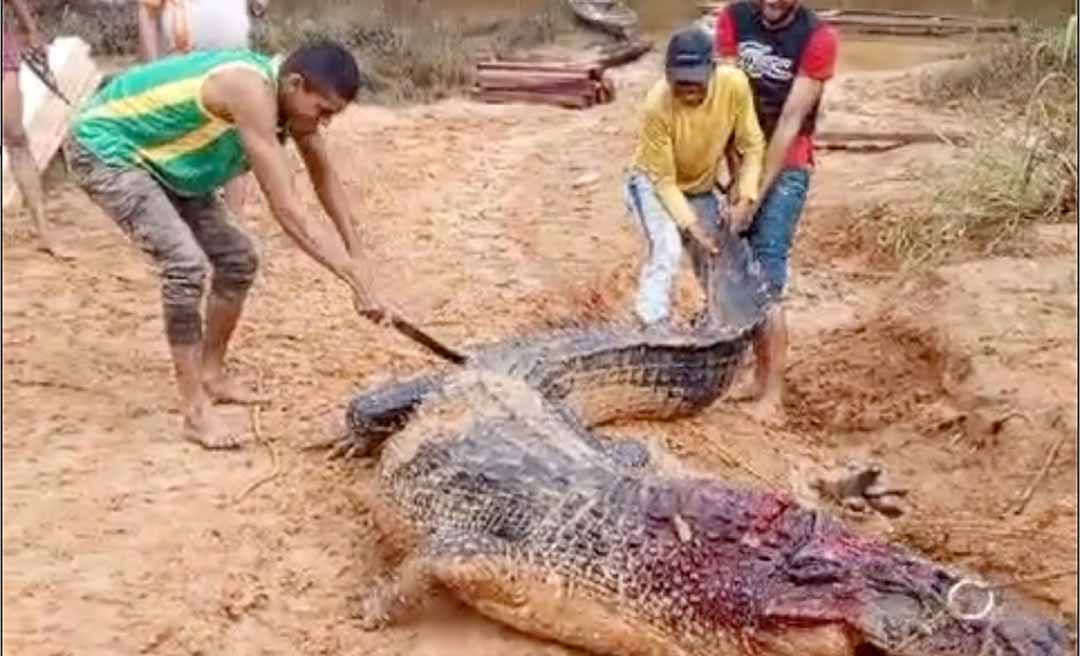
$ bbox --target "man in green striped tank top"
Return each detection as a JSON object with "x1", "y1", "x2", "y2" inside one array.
[{"x1": 62, "y1": 41, "x2": 390, "y2": 450}]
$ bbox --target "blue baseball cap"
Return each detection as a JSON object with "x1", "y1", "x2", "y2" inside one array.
[{"x1": 665, "y1": 26, "x2": 714, "y2": 85}]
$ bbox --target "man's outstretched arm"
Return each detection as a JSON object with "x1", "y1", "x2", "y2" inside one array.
[
  {"x1": 755, "y1": 75, "x2": 823, "y2": 201},
  {"x1": 294, "y1": 132, "x2": 363, "y2": 257}
]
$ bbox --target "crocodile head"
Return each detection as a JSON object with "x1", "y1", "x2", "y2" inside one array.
[
  {"x1": 855, "y1": 577, "x2": 1072, "y2": 656},
  {"x1": 759, "y1": 512, "x2": 1073, "y2": 656}
]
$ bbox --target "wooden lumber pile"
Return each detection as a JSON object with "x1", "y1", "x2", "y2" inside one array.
[
  {"x1": 2, "y1": 36, "x2": 102, "y2": 209},
  {"x1": 471, "y1": 36, "x2": 652, "y2": 110},
  {"x1": 814, "y1": 129, "x2": 972, "y2": 153},
  {"x1": 696, "y1": 3, "x2": 1021, "y2": 37},
  {"x1": 815, "y1": 9, "x2": 1021, "y2": 37},
  {"x1": 472, "y1": 61, "x2": 615, "y2": 110}
]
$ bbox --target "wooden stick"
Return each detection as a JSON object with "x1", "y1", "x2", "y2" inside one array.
[
  {"x1": 1012, "y1": 433, "x2": 1068, "y2": 515},
  {"x1": 698, "y1": 4, "x2": 1019, "y2": 34},
  {"x1": 834, "y1": 24, "x2": 1018, "y2": 36},
  {"x1": 817, "y1": 8, "x2": 1020, "y2": 28},
  {"x1": 477, "y1": 69, "x2": 595, "y2": 87},
  {"x1": 816, "y1": 142, "x2": 909, "y2": 153},
  {"x1": 815, "y1": 129, "x2": 971, "y2": 145},
  {"x1": 478, "y1": 61, "x2": 602, "y2": 79},
  {"x1": 477, "y1": 79, "x2": 600, "y2": 94}
]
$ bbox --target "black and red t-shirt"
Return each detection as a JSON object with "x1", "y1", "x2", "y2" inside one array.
[{"x1": 715, "y1": 1, "x2": 838, "y2": 168}]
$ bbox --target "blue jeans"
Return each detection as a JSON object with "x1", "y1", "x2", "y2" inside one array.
[
  {"x1": 624, "y1": 172, "x2": 729, "y2": 325},
  {"x1": 744, "y1": 168, "x2": 811, "y2": 299}
]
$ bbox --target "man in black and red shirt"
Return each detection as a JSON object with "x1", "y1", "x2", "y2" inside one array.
[{"x1": 715, "y1": 0, "x2": 838, "y2": 424}]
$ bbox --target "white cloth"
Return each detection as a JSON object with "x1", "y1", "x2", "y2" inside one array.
[{"x1": 160, "y1": 0, "x2": 252, "y2": 53}]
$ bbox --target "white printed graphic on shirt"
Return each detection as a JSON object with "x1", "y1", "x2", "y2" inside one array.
[{"x1": 736, "y1": 41, "x2": 794, "y2": 81}]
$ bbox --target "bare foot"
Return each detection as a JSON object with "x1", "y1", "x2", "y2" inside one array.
[
  {"x1": 203, "y1": 374, "x2": 270, "y2": 406},
  {"x1": 729, "y1": 375, "x2": 766, "y2": 403},
  {"x1": 729, "y1": 383, "x2": 764, "y2": 403},
  {"x1": 181, "y1": 406, "x2": 247, "y2": 449}
]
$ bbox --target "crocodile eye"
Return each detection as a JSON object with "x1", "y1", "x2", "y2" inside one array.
[{"x1": 785, "y1": 554, "x2": 846, "y2": 585}]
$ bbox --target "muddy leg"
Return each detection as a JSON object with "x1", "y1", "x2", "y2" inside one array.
[
  {"x1": 354, "y1": 555, "x2": 437, "y2": 631},
  {"x1": 738, "y1": 169, "x2": 810, "y2": 425},
  {"x1": 178, "y1": 193, "x2": 267, "y2": 406},
  {"x1": 743, "y1": 305, "x2": 788, "y2": 424},
  {"x1": 62, "y1": 137, "x2": 247, "y2": 449}
]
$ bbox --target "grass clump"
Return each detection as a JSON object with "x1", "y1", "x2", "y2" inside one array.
[{"x1": 871, "y1": 21, "x2": 1078, "y2": 266}]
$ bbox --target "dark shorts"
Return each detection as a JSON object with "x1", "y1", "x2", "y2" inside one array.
[
  {"x1": 62, "y1": 136, "x2": 259, "y2": 345},
  {"x1": 743, "y1": 168, "x2": 811, "y2": 299}
]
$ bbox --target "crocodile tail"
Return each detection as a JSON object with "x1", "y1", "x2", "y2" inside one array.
[{"x1": 701, "y1": 227, "x2": 772, "y2": 332}]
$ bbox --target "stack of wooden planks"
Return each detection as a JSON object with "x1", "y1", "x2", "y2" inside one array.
[
  {"x1": 471, "y1": 38, "x2": 652, "y2": 110},
  {"x1": 696, "y1": 3, "x2": 1021, "y2": 37},
  {"x1": 814, "y1": 9, "x2": 1021, "y2": 37},
  {"x1": 472, "y1": 61, "x2": 615, "y2": 110}
]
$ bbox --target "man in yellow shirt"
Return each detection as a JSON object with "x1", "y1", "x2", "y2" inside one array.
[{"x1": 625, "y1": 26, "x2": 765, "y2": 327}]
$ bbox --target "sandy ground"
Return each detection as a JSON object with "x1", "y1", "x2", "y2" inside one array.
[{"x1": 3, "y1": 31, "x2": 1077, "y2": 656}]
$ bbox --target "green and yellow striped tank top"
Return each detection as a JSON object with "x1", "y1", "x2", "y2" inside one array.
[{"x1": 71, "y1": 49, "x2": 279, "y2": 197}]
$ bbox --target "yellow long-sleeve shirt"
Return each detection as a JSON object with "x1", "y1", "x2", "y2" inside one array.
[{"x1": 630, "y1": 65, "x2": 765, "y2": 231}]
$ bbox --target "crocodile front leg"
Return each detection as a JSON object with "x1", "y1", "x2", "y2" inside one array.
[
  {"x1": 353, "y1": 555, "x2": 438, "y2": 631},
  {"x1": 599, "y1": 435, "x2": 653, "y2": 470}
]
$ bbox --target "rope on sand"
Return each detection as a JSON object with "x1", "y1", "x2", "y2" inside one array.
[{"x1": 232, "y1": 368, "x2": 282, "y2": 505}]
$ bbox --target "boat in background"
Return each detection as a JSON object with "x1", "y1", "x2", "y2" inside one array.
[{"x1": 565, "y1": 0, "x2": 639, "y2": 39}]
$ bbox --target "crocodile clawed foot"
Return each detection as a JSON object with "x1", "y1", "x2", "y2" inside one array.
[
  {"x1": 811, "y1": 462, "x2": 910, "y2": 518},
  {"x1": 349, "y1": 576, "x2": 394, "y2": 631},
  {"x1": 605, "y1": 438, "x2": 652, "y2": 469},
  {"x1": 353, "y1": 594, "x2": 393, "y2": 631},
  {"x1": 349, "y1": 557, "x2": 437, "y2": 632},
  {"x1": 329, "y1": 431, "x2": 382, "y2": 461}
]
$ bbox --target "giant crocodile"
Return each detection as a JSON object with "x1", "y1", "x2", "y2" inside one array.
[
  {"x1": 339, "y1": 222, "x2": 772, "y2": 459},
  {"x1": 336, "y1": 230, "x2": 1071, "y2": 656}
]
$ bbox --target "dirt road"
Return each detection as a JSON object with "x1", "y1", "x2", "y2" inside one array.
[{"x1": 3, "y1": 35, "x2": 1076, "y2": 655}]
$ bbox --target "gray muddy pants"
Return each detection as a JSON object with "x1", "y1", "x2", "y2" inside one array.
[{"x1": 63, "y1": 136, "x2": 259, "y2": 346}]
